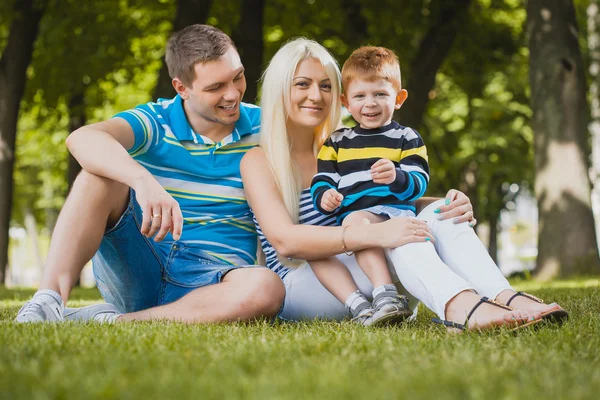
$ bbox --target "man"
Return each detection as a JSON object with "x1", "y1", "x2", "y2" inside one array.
[{"x1": 16, "y1": 24, "x2": 285, "y2": 323}]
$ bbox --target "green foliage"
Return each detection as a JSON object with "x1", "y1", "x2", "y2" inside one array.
[
  {"x1": 1, "y1": 282, "x2": 599, "y2": 399},
  {"x1": 7, "y1": 0, "x2": 589, "y2": 238},
  {"x1": 11, "y1": 0, "x2": 175, "y2": 229},
  {"x1": 423, "y1": 0, "x2": 534, "y2": 224}
]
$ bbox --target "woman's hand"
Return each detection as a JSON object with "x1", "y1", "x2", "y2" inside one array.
[
  {"x1": 376, "y1": 217, "x2": 435, "y2": 248},
  {"x1": 434, "y1": 189, "x2": 477, "y2": 227}
]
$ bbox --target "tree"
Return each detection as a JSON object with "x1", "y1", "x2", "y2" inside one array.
[
  {"x1": 0, "y1": 0, "x2": 46, "y2": 283},
  {"x1": 153, "y1": 0, "x2": 214, "y2": 99},
  {"x1": 233, "y1": 0, "x2": 265, "y2": 104},
  {"x1": 527, "y1": 0, "x2": 600, "y2": 278},
  {"x1": 395, "y1": 0, "x2": 473, "y2": 131}
]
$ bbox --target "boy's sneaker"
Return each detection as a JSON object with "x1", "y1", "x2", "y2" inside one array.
[
  {"x1": 64, "y1": 303, "x2": 122, "y2": 324},
  {"x1": 370, "y1": 285, "x2": 413, "y2": 326},
  {"x1": 350, "y1": 305, "x2": 374, "y2": 326},
  {"x1": 15, "y1": 289, "x2": 64, "y2": 323},
  {"x1": 345, "y1": 290, "x2": 375, "y2": 326}
]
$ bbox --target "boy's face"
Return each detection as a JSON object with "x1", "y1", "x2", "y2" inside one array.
[
  {"x1": 174, "y1": 46, "x2": 246, "y2": 128},
  {"x1": 341, "y1": 78, "x2": 407, "y2": 130}
]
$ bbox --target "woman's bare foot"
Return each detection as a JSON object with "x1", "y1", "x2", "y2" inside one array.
[
  {"x1": 444, "y1": 291, "x2": 542, "y2": 332},
  {"x1": 495, "y1": 290, "x2": 565, "y2": 316}
]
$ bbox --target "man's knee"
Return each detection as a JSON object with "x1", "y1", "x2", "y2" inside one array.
[
  {"x1": 71, "y1": 170, "x2": 130, "y2": 224},
  {"x1": 239, "y1": 268, "x2": 285, "y2": 317}
]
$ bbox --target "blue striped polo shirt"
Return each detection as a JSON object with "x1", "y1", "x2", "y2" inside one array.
[{"x1": 114, "y1": 95, "x2": 261, "y2": 266}]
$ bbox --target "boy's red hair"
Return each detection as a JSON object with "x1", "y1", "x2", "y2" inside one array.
[{"x1": 341, "y1": 46, "x2": 402, "y2": 92}]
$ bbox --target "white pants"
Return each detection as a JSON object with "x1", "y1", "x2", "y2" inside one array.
[{"x1": 280, "y1": 199, "x2": 512, "y2": 321}]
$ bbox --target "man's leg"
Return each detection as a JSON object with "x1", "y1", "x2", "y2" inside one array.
[
  {"x1": 118, "y1": 267, "x2": 285, "y2": 323},
  {"x1": 16, "y1": 171, "x2": 130, "y2": 322}
]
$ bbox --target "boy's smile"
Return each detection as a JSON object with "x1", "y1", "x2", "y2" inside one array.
[{"x1": 342, "y1": 79, "x2": 407, "y2": 130}]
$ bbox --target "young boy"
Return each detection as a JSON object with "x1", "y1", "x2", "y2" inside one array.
[{"x1": 309, "y1": 46, "x2": 430, "y2": 326}]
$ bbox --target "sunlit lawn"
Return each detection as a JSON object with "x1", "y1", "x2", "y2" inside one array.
[{"x1": 1, "y1": 278, "x2": 599, "y2": 400}]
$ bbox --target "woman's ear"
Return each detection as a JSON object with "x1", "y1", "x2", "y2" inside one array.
[{"x1": 395, "y1": 89, "x2": 408, "y2": 110}]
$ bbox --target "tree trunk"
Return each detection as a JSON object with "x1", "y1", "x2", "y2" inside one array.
[
  {"x1": 67, "y1": 91, "x2": 85, "y2": 191},
  {"x1": 0, "y1": 0, "x2": 46, "y2": 284},
  {"x1": 153, "y1": 0, "x2": 214, "y2": 99},
  {"x1": 527, "y1": 0, "x2": 600, "y2": 279},
  {"x1": 24, "y1": 208, "x2": 43, "y2": 274},
  {"x1": 488, "y1": 212, "x2": 499, "y2": 264},
  {"x1": 395, "y1": 0, "x2": 473, "y2": 130},
  {"x1": 233, "y1": 0, "x2": 265, "y2": 104},
  {"x1": 588, "y1": 0, "x2": 600, "y2": 247}
]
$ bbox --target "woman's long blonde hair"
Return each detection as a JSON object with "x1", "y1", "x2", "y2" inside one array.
[{"x1": 260, "y1": 38, "x2": 342, "y2": 225}]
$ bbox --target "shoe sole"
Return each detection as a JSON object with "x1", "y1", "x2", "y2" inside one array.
[{"x1": 370, "y1": 310, "x2": 413, "y2": 327}]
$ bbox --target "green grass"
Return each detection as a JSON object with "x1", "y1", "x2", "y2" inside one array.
[{"x1": 1, "y1": 279, "x2": 599, "y2": 400}]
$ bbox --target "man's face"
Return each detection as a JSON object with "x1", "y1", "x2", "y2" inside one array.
[{"x1": 181, "y1": 46, "x2": 246, "y2": 128}]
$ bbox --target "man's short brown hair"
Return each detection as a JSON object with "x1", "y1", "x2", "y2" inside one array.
[
  {"x1": 341, "y1": 46, "x2": 402, "y2": 92},
  {"x1": 166, "y1": 24, "x2": 235, "y2": 87}
]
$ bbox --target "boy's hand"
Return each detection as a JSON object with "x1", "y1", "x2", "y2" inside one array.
[
  {"x1": 321, "y1": 188, "x2": 343, "y2": 212},
  {"x1": 371, "y1": 159, "x2": 396, "y2": 185}
]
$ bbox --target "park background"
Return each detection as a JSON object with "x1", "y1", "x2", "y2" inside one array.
[
  {"x1": 3, "y1": 0, "x2": 600, "y2": 285},
  {"x1": 1, "y1": 1, "x2": 600, "y2": 399}
]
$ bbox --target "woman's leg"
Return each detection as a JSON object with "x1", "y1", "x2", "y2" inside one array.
[
  {"x1": 385, "y1": 243, "x2": 539, "y2": 328},
  {"x1": 279, "y1": 258, "x2": 374, "y2": 321},
  {"x1": 416, "y1": 199, "x2": 512, "y2": 299},
  {"x1": 415, "y1": 199, "x2": 563, "y2": 318}
]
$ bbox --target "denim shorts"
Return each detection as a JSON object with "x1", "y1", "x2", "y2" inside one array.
[{"x1": 91, "y1": 189, "x2": 256, "y2": 313}]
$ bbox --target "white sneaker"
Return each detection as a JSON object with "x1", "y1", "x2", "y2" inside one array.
[
  {"x1": 64, "y1": 303, "x2": 121, "y2": 324},
  {"x1": 15, "y1": 289, "x2": 64, "y2": 323}
]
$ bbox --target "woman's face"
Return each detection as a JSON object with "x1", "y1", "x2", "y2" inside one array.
[{"x1": 287, "y1": 58, "x2": 332, "y2": 131}]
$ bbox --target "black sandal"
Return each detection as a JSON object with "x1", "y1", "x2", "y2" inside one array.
[
  {"x1": 431, "y1": 296, "x2": 540, "y2": 331},
  {"x1": 506, "y1": 292, "x2": 569, "y2": 324}
]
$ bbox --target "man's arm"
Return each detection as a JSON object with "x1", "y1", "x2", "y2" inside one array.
[{"x1": 66, "y1": 118, "x2": 183, "y2": 241}]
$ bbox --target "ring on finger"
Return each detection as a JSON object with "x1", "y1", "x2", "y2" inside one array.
[{"x1": 152, "y1": 214, "x2": 162, "y2": 219}]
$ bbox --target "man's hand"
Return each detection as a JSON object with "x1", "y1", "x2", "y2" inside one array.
[
  {"x1": 321, "y1": 188, "x2": 343, "y2": 212},
  {"x1": 133, "y1": 176, "x2": 183, "y2": 241},
  {"x1": 371, "y1": 159, "x2": 396, "y2": 185}
]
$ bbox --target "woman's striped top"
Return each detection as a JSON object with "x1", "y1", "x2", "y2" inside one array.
[{"x1": 253, "y1": 188, "x2": 337, "y2": 278}]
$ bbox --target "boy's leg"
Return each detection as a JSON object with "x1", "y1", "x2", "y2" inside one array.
[
  {"x1": 342, "y1": 211, "x2": 412, "y2": 324},
  {"x1": 279, "y1": 261, "x2": 374, "y2": 321},
  {"x1": 308, "y1": 257, "x2": 373, "y2": 324},
  {"x1": 309, "y1": 257, "x2": 358, "y2": 303},
  {"x1": 341, "y1": 211, "x2": 393, "y2": 286},
  {"x1": 117, "y1": 267, "x2": 284, "y2": 323}
]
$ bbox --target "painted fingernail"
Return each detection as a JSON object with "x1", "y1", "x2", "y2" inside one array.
[
  {"x1": 529, "y1": 316, "x2": 535, "y2": 321},
  {"x1": 468, "y1": 222, "x2": 474, "y2": 228},
  {"x1": 437, "y1": 215, "x2": 443, "y2": 221},
  {"x1": 445, "y1": 198, "x2": 451, "y2": 205},
  {"x1": 425, "y1": 237, "x2": 431, "y2": 241},
  {"x1": 453, "y1": 219, "x2": 459, "y2": 224},
  {"x1": 511, "y1": 316, "x2": 516, "y2": 321},
  {"x1": 434, "y1": 208, "x2": 441, "y2": 214}
]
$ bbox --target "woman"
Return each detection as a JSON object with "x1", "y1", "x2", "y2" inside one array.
[{"x1": 241, "y1": 38, "x2": 567, "y2": 331}]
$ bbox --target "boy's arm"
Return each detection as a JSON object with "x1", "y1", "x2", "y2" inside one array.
[
  {"x1": 310, "y1": 139, "x2": 341, "y2": 215},
  {"x1": 388, "y1": 129, "x2": 429, "y2": 201}
]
